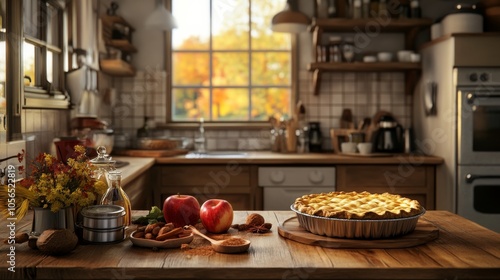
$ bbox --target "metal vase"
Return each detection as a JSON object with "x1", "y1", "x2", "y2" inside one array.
[{"x1": 31, "y1": 206, "x2": 75, "y2": 236}]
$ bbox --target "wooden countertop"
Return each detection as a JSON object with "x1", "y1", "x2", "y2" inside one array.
[
  {"x1": 155, "y1": 151, "x2": 444, "y2": 165},
  {"x1": 1, "y1": 211, "x2": 498, "y2": 279}
]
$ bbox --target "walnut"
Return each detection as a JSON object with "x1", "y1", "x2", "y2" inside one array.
[{"x1": 245, "y1": 213, "x2": 265, "y2": 227}]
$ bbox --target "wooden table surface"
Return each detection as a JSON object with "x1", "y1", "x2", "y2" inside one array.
[{"x1": 1, "y1": 211, "x2": 499, "y2": 280}]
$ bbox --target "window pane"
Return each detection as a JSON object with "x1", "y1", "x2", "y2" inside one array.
[
  {"x1": 172, "y1": 0, "x2": 210, "y2": 50},
  {"x1": 251, "y1": 52, "x2": 290, "y2": 85},
  {"x1": 172, "y1": 87, "x2": 209, "y2": 121},
  {"x1": 251, "y1": 88, "x2": 290, "y2": 120},
  {"x1": 170, "y1": 0, "x2": 292, "y2": 123},
  {"x1": 212, "y1": 0, "x2": 249, "y2": 50},
  {"x1": 23, "y1": 42, "x2": 36, "y2": 86},
  {"x1": 23, "y1": 0, "x2": 41, "y2": 39},
  {"x1": 212, "y1": 52, "x2": 248, "y2": 86},
  {"x1": 46, "y1": 3, "x2": 60, "y2": 46},
  {"x1": 172, "y1": 52, "x2": 209, "y2": 86},
  {"x1": 251, "y1": 0, "x2": 291, "y2": 50},
  {"x1": 46, "y1": 51, "x2": 53, "y2": 83},
  {"x1": 212, "y1": 88, "x2": 248, "y2": 121},
  {"x1": 46, "y1": 50, "x2": 61, "y2": 90}
]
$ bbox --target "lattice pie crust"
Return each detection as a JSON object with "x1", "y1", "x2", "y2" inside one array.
[{"x1": 294, "y1": 191, "x2": 423, "y2": 219}]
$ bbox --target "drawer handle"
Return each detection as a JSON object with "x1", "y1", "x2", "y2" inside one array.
[
  {"x1": 270, "y1": 171, "x2": 285, "y2": 184},
  {"x1": 308, "y1": 171, "x2": 324, "y2": 184},
  {"x1": 465, "y1": 174, "x2": 500, "y2": 184}
]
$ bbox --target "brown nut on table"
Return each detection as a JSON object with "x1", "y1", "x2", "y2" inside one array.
[
  {"x1": 133, "y1": 231, "x2": 145, "y2": 238},
  {"x1": 152, "y1": 226, "x2": 161, "y2": 236},
  {"x1": 155, "y1": 227, "x2": 183, "y2": 241},
  {"x1": 145, "y1": 223, "x2": 157, "y2": 233}
]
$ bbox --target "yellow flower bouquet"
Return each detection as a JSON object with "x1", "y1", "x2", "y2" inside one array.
[{"x1": 0, "y1": 145, "x2": 107, "y2": 220}]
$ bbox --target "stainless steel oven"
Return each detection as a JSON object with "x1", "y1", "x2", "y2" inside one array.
[
  {"x1": 458, "y1": 166, "x2": 500, "y2": 232},
  {"x1": 456, "y1": 68, "x2": 500, "y2": 232},
  {"x1": 457, "y1": 68, "x2": 500, "y2": 165}
]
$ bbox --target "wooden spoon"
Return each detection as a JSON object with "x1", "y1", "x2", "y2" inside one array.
[{"x1": 184, "y1": 225, "x2": 250, "y2": 254}]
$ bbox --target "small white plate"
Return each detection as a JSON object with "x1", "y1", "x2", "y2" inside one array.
[{"x1": 129, "y1": 231, "x2": 194, "y2": 248}]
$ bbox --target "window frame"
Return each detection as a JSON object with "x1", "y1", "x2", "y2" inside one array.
[
  {"x1": 20, "y1": 0, "x2": 69, "y2": 109},
  {"x1": 162, "y1": 0, "x2": 298, "y2": 129}
]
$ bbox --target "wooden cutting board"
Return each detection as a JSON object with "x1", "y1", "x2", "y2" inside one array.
[
  {"x1": 112, "y1": 149, "x2": 189, "y2": 158},
  {"x1": 278, "y1": 217, "x2": 439, "y2": 249}
]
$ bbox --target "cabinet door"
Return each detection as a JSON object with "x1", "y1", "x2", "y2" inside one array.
[
  {"x1": 336, "y1": 165, "x2": 435, "y2": 209},
  {"x1": 154, "y1": 165, "x2": 259, "y2": 210}
]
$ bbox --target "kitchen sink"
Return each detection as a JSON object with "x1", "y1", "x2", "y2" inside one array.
[{"x1": 185, "y1": 151, "x2": 248, "y2": 158}]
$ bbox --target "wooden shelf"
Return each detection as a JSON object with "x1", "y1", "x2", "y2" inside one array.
[
  {"x1": 308, "y1": 62, "x2": 421, "y2": 72},
  {"x1": 100, "y1": 15, "x2": 137, "y2": 77},
  {"x1": 308, "y1": 62, "x2": 421, "y2": 96},
  {"x1": 100, "y1": 59, "x2": 136, "y2": 77},
  {"x1": 311, "y1": 18, "x2": 433, "y2": 33},
  {"x1": 309, "y1": 17, "x2": 431, "y2": 96},
  {"x1": 105, "y1": 39, "x2": 138, "y2": 53},
  {"x1": 101, "y1": 15, "x2": 135, "y2": 31}
]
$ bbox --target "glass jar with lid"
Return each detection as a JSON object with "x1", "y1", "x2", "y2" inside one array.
[
  {"x1": 89, "y1": 146, "x2": 116, "y2": 188},
  {"x1": 328, "y1": 36, "x2": 342, "y2": 63},
  {"x1": 342, "y1": 37, "x2": 356, "y2": 62}
]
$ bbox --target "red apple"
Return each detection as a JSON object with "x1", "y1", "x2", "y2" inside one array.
[
  {"x1": 200, "y1": 199, "x2": 234, "y2": 233},
  {"x1": 162, "y1": 194, "x2": 200, "y2": 228}
]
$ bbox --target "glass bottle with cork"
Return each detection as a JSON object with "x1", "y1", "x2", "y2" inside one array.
[
  {"x1": 328, "y1": 36, "x2": 342, "y2": 63},
  {"x1": 101, "y1": 170, "x2": 132, "y2": 227}
]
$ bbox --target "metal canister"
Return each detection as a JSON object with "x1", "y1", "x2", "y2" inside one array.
[{"x1": 80, "y1": 205, "x2": 126, "y2": 243}]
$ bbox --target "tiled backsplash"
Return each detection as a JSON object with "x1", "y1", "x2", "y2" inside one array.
[
  {"x1": 101, "y1": 68, "x2": 412, "y2": 152},
  {"x1": 299, "y1": 70, "x2": 412, "y2": 151}
]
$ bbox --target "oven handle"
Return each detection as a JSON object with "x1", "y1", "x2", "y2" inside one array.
[
  {"x1": 465, "y1": 174, "x2": 500, "y2": 184},
  {"x1": 466, "y1": 93, "x2": 500, "y2": 105}
]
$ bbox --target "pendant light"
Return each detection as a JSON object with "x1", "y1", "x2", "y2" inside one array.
[
  {"x1": 145, "y1": 0, "x2": 177, "y2": 30},
  {"x1": 271, "y1": 0, "x2": 310, "y2": 33}
]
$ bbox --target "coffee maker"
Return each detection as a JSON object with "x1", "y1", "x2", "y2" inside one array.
[{"x1": 372, "y1": 115, "x2": 404, "y2": 153}]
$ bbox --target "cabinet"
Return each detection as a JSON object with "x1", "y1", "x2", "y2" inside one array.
[
  {"x1": 336, "y1": 164, "x2": 435, "y2": 210},
  {"x1": 309, "y1": 18, "x2": 432, "y2": 95},
  {"x1": 123, "y1": 168, "x2": 153, "y2": 210},
  {"x1": 153, "y1": 165, "x2": 261, "y2": 210},
  {"x1": 100, "y1": 15, "x2": 137, "y2": 77}
]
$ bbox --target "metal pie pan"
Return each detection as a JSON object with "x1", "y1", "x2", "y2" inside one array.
[{"x1": 291, "y1": 205, "x2": 426, "y2": 239}]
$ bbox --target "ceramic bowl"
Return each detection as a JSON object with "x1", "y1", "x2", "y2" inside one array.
[
  {"x1": 397, "y1": 50, "x2": 413, "y2": 62},
  {"x1": 363, "y1": 55, "x2": 377, "y2": 63},
  {"x1": 341, "y1": 142, "x2": 357, "y2": 153},
  {"x1": 129, "y1": 231, "x2": 194, "y2": 248},
  {"x1": 357, "y1": 142, "x2": 373, "y2": 155},
  {"x1": 377, "y1": 52, "x2": 393, "y2": 62}
]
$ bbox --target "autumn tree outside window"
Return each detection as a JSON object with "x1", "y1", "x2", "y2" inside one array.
[{"x1": 169, "y1": 0, "x2": 294, "y2": 123}]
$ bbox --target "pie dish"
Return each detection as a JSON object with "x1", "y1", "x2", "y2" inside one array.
[
  {"x1": 291, "y1": 191, "x2": 425, "y2": 239},
  {"x1": 129, "y1": 231, "x2": 194, "y2": 248},
  {"x1": 294, "y1": 191, "x2": 423, "y2": 220}
]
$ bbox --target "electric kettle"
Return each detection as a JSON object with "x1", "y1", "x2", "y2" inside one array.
[{"x1": 372, "y1": 115, "x2": 404, "y2": 153}]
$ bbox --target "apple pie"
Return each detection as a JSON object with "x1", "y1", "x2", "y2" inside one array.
[{"x1": 293, "y1": 191, "x2": 423, "y2": 220}]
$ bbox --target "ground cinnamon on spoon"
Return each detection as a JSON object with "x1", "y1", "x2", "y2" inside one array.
[{"x1": 220, "y1": 238, "x2": 246, "y2": 246}]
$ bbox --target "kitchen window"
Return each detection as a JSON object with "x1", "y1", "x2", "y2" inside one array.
[
  {"x1": 22, "y1": 0, "x2": 69, "y2": 109},
  {"x1": 168, "y1": 0, "x2": 294, "y2": 123}
]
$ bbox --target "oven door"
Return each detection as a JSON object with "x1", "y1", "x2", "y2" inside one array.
[
  {"x1": 458, "y1": 166, "x2": 500, "y2": 233},
  {"x1": 458, "y1": 89, "x2": 500, "y2": 165}
]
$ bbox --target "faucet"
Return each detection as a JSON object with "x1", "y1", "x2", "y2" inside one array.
[{"x1": 195, "y1": 117, "x2": 206, "y2": 153}]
